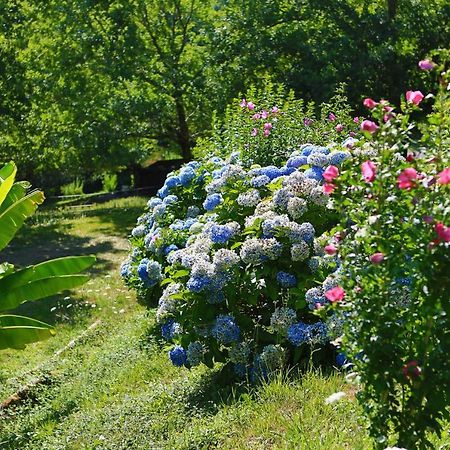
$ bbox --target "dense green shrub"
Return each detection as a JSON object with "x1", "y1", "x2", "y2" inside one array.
[
  {"x1": 61, "y1": 178, "x2": 84, "y2": 196},
  {"x1": 324, "y1": 54, "x2": 450, "y2": 448},
  {"x1": 195, "y1": 83, "x2": 356, "y2": 167}
]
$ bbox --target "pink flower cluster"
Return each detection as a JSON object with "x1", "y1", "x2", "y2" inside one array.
[
  {"x1": 241, "y1": 99, "x2": 279, "y2": 138},
  {"x1": 322, "y1": 165, "x2": 339, "y2": 194}
]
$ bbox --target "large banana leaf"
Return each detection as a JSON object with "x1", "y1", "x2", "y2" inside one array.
[
  {"x1": 0, "y1": 190, "x2": 45, "y2": 251},
  {"x1": 0, "y1": 255, "x2": 96, "y2": 293},
  {"x1": 0, "y1": 274, "x2": 90, "y2": 312},
  {"x1": 0, "y1": 162, "x2": 17, "y2": 207},
  {"x1": 0, "y1": 181, "x2": 30, "y2": 214},
  {"x1": 0, "y1": 315, "x2": 55, "y2": 350}
]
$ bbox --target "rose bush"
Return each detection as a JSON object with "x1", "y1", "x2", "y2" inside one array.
[{"x1": 323, "y1": 54, "x2": 450, "y2": 449}]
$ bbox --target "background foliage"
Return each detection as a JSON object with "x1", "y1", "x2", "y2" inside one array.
[{"x1": 0, "y1": 0, "x2": 449, "y2": 186}]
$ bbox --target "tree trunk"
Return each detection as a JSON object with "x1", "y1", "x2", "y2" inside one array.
[
  {"x1": 175, "y1": 96, "x2": 191, "y2": 161},
  {"x1": 387, "y1": 0, "x2": 397, "y2": 19}
]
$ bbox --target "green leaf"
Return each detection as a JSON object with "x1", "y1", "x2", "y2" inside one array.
[
  {"x1": 0, "y1": 274, "x2": 90, "y2": 312},
  {"x1": 0, "y1": 255, "x2": 95, "y2": 293},
  {"x1": 0, "y1": 190, "x2": 45, "y2": 251},
  {"x1": 172, "y1": 269, "x2": 190, "y2": 279},
  {"x1": 0, "y1": 314, "x2": 55, "y2": 350},
  {"x1": 0, "y1": 162, "x2": 17, "y2": 208},
  {"x1": 0, "y1": 181, "x2": 29, "y2": 214}
]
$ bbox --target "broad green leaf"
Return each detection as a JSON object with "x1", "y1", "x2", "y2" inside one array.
[
  {"x1": 0, "y1": 190, "x2": 45, "y2": 251},
  {"x1": 0, "y1": 255, "x2": 95, "y2": 293},
  {"x1": 0, "y1": 314, "x2": 54, "y2": 350},
  {"x1": 0, "y1": 181, "x2": 30, "y2": 214},
  {"x1": 0, "y1": 274, "x2": 90, "y2": 312},
  {"x1": 0, "y1": 162, "x2": 17, "y2": 208}
]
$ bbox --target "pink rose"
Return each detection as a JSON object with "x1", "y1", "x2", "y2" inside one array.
[
  {"x1": 418, "y1": 59, "x2": 435, "y2": 70},
  {"x1": 252, "y1": 113, "x2": 261, "y2": 120},
  {"x1": 323, "y1": 165, "x2": 339, "y2": 182},
  {"x1": 303, "y1": 117, "x2": 313, "y2": 126},
  {"x1": 353, "y1": 116, "x2": 360, "y2": 123},
  {"x1": 370, "y1": 252, "x2": 384, "y2": 264},
  {"x1": 239, "y1": 99, "x2": 247, "y2": 108},
  {"x1": 361, "y1": 120, "x2": 379, "y2": 134},
  {"x1": 324, "y1": 244, "x2": 337, "y2": 255},
  {"x1": 247, "y1": 102, "x2": 255, "y2": 111},
  {"x1": 251, "y1": 128, "x2": 258, "y2": 137},
  {"x1": 323, "y1": 182, "x2": 336, "y2": 194},
  {"x1": 361, "y1": 160, "x2": 376, "y2": 182},
  {"x1": 397, "y1": 167, "x2": 418, "y2": 189},
  {"x1": 406, "y1": 90, "x2": 424, "y2": 105},
  {"x1": 437, "y1": 167, "x2": 450, "y2": 185},
  {"x1": 271, "y1": 106, "x2": 279, "y2": 114},
  {"x1": 264, "y1": 122, "x2": 273, "y2": 130},
  {"x1": 435, "y1": 223, "x2": 450, "y2": 242},
  {"x1": 261, "y1": 110, "x2": 269, "y2": 119},
  {"x1": 329, "y1": 112, "x2": 336, "y2": 121},
  {"x1": 335, "y1": 124, "x2": 344, "y2": 132},
  {"x1": 325, "y1": 286, "x2": 346, "y2": 303},
  {"x1": 363, "y1": 98, "x2": 378, "y2": 109},
  {"x1": 263, "y1": 129, "x2": 271, "y2": 137}
]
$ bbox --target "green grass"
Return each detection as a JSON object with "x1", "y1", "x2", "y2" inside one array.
[{"x1": 0, "y1": 197, "x2": 446, "y2": 449}]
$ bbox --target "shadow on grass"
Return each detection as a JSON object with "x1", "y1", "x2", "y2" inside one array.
[{"x1": 3, "y1": 224, "x2": 121, "y2": 272}]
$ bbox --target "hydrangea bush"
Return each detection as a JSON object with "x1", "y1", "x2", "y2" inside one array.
[
  {"x1": 322, "y1": 55, "x2": 450, "y2": 449},
  {"x1": 122, "y1": 139, "x2": 354, "y2": 379}
]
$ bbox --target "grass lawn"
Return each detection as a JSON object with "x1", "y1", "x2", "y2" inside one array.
[{"x1": 0, "y1": 197, "x2": 446, "y2": 449}]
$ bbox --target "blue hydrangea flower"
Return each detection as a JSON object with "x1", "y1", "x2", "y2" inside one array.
[
  {"x1": 183, "y1": 218, "x2": 198, "y2": 230},
  {"x1": 163, "y1": 194, "x2": 178, "y2": 205},
  {"x1": 251, "y1": 174, "x2": 271, "y2": 187},
  {"x1": 203, "y1": 193, "x2": 223, "y2": 211},
  {"x1": 209, "y1": 156, "x2": 223, "y2": 164},
  {"x1": 260, "y1": 166, "x2": 282, "y2": 180},
  {"x1": 211, "y1": 315, "x2": 240, "y2": 344},
  {"x1": 304, "y1": 166, "x2": 325, "y2": 181},
  {"x1": 161, "y1": 319, "x2": 181, "y2": 340},
  {"x1": 329, "y1": 151, "x2": 350, "y2": 166},
  {"x1": 179, "y1": 167, "x2": 196, "y2": 186},
  {"x1": 280, "y1": 166, "x2": 296, "y2": 176},
  {"x1": 276, "y1": 271, "x2": 297, "y2": 288},
  {"x1": 137, "y1": 258, "x2": 150, "y2": 282},
  {"x1": 287, "y1": 322, "x2": 309, "y2": 346},
  {"x1": 186, "y1": 341, "x2": 205, "y2": 367},
  {"x1": 286, "y1": 155, "x2": 308, "y2": 168},
  {"x1": 300, "y1": 145, "x2": 315, "y2": 156},
  {"x1": 131, "y1": 225, "x2": 146, "y2": 238},
  {"x1": 208, "y1": 223, "x2": 237, "y2": 244},
  {"x1": 298, "y1": 222, "x2": 315, "y2": 243},
  {"x1": 152, "y1": 204, "x2": 166, "y2": 219},
  {"x1": 120, "y1": 261, "x2": 131, "y2": 278},
  {"x1": 305, "y1": 287, "x2": 326, "y2": 310},
  {"x1": 187, "y1": 274, "x2": 212, "y2": 293},
  {"x1": 148, "y1": 197, "x2": 163, "y2": 209},
  {"x1": 157, "y1": 185, "x2": 170, "y2": 199},
  {"x1": 164, "y1": 244, "x2": 179, "y2": 255},
  {"x1": 187, "y1": 161, "x2": 201, "y2": 169},
  {"x1": 165, "y1": 176, "x2": 181, "y2": 189},
  {"x1": 169, "y1": 345, "x2": 187, "y2": 367}
]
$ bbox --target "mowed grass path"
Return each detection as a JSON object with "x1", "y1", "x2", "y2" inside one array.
[{"x1": 0, "y1": 197, "x2": 376, "y2": 449}]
